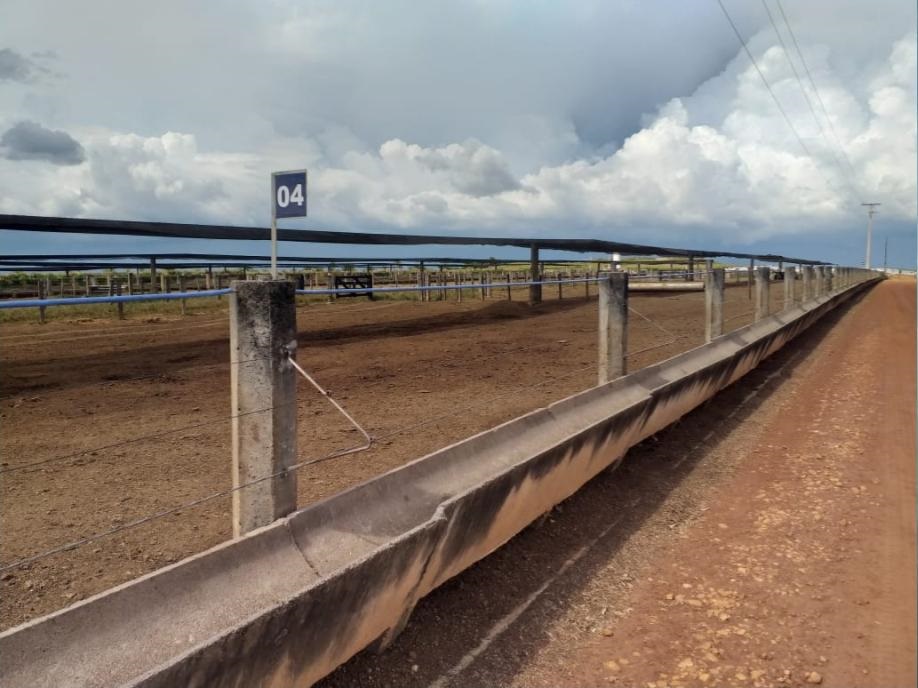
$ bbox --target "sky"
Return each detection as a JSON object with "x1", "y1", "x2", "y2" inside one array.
[{"x1": 0, "y1": 0, "x2": 915, "y2": 268}]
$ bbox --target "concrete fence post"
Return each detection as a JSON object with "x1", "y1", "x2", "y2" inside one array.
[
  {"x1": 150, "y1": 257, "x2": 158, "y2": 293},
  {"x1": 825, "y1": 267, "x2": 834, "y2": 294},
  {"x1": 704, "y1": 268, "x2": 724, "y2": 342},
  {"x1": 529, "y1": 244, "x2": 542, "y2": 305},
  {"x1": 801, "y1": 266, "x2": 813, "y2": 301},
  {"x1": 754, "y1": 266, "x2": 770, "y2": 322},
  {"x1": 598, "y1": 272, "x2": 628, "y2": 384},
  {"x1": 815, "y1": 266, "x2": 825, "y2": 297},
  {"x1": 784, "y1": 266, "x2": 797, "y2": 309},
  {"x1": 230, "y1": 280, "x2": 298, "y2": 537}
]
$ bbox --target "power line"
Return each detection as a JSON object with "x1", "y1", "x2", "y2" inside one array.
[
  {"x1": 760, "y1": 0, "x2": 859, "y2": 197},
  {"x1": 774, "y1": 0, "x2": 862, "y2": 186},
  {"x1": 714, "y1": 0, "x2": 852, "y2": 205},
  {"x1": 715, "y1": 0, "x2": 815, "y2": 158}
]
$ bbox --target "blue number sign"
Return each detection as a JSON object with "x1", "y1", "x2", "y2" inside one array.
[{"x1": 273, "y1": 170, "x2": 307, "y2": 219}]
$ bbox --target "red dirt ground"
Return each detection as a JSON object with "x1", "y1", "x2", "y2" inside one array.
[
  {"x1": 1, "y1": 283, "x2": 766, "y2": 630},
  {"x1": 316, "y1": 279, "x2": 916, "y2": 688}
]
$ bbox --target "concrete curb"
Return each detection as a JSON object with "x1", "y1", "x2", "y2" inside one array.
[{"x1": 0, "y1": 279, "x2": 879, "y2": 688}]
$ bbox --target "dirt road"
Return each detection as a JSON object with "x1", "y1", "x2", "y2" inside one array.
[{"x1": 318, "y1": 279, "x2": 916, "y2": 688}]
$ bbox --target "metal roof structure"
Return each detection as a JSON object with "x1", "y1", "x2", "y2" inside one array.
[{"x1": 0, "y1": 214, "x2": 829, "y2": 265}]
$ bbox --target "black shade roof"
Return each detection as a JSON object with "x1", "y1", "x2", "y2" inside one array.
[{"x1": 0, "y1": 214, "x2": 829, "y2": 265}]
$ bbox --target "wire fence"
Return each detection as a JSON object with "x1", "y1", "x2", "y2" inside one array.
[
  {"x1": 0, "y1": 347, "x2": 605, "y2": 572},
  {"x1": 0, "y1": 271, "x2": 727, "y2": 311},
  {"x1": 2, "y1": 269, "x2": 841, "y2": 576}
]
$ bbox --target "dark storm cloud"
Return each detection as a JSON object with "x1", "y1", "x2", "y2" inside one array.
[
  {"x1": 0, "y1": 48, "x2": 41, "y2": 82},
  {"x1": 1, "y1": 120, "x2": 85, "y2": 164}
]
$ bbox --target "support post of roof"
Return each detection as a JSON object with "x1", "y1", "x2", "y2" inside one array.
[
  {"x1": 529, "y1": 243, "x2": 542, "y2": 305},
  {"x1": 117, "y1": 283, "x2": 125, "y2": 320},
  {"x1": 418, "y1": 261, "x2": 426, "y2": 302},
  {"x1": 178, "y1": 273, "x2": 186, "y2": 316},
  {"x1": 747, "y1": 258, "x2": 754, "y2": 300},
  {"x1": 37, "y1": 280, "x2": 46, "y2": 324}
]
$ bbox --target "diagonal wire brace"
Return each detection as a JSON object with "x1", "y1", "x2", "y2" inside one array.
[{"x1": 284, "y1": 349, "x2": 374, "y2": 455}]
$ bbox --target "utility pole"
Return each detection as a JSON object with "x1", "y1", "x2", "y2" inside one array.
[{"x1": 861, "y1": 203, "x2": 880, "y2": 269}]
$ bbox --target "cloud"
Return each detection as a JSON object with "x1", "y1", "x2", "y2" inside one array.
[
  {"x1": 298, "y1": 30, "x2": 916, "y2": 242},
  {"x1": 1, "y1": 29, "x2": 915, "y2": 246},
  {"x1": 0, "y1": 48, "x2": 44, "y2": 83},
  {"x1": 379, "y1": 139, "x2": 519, "y2": 197},
  {"x1": 0, "y1": 120, "x2": 85, "y2": 164}
]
